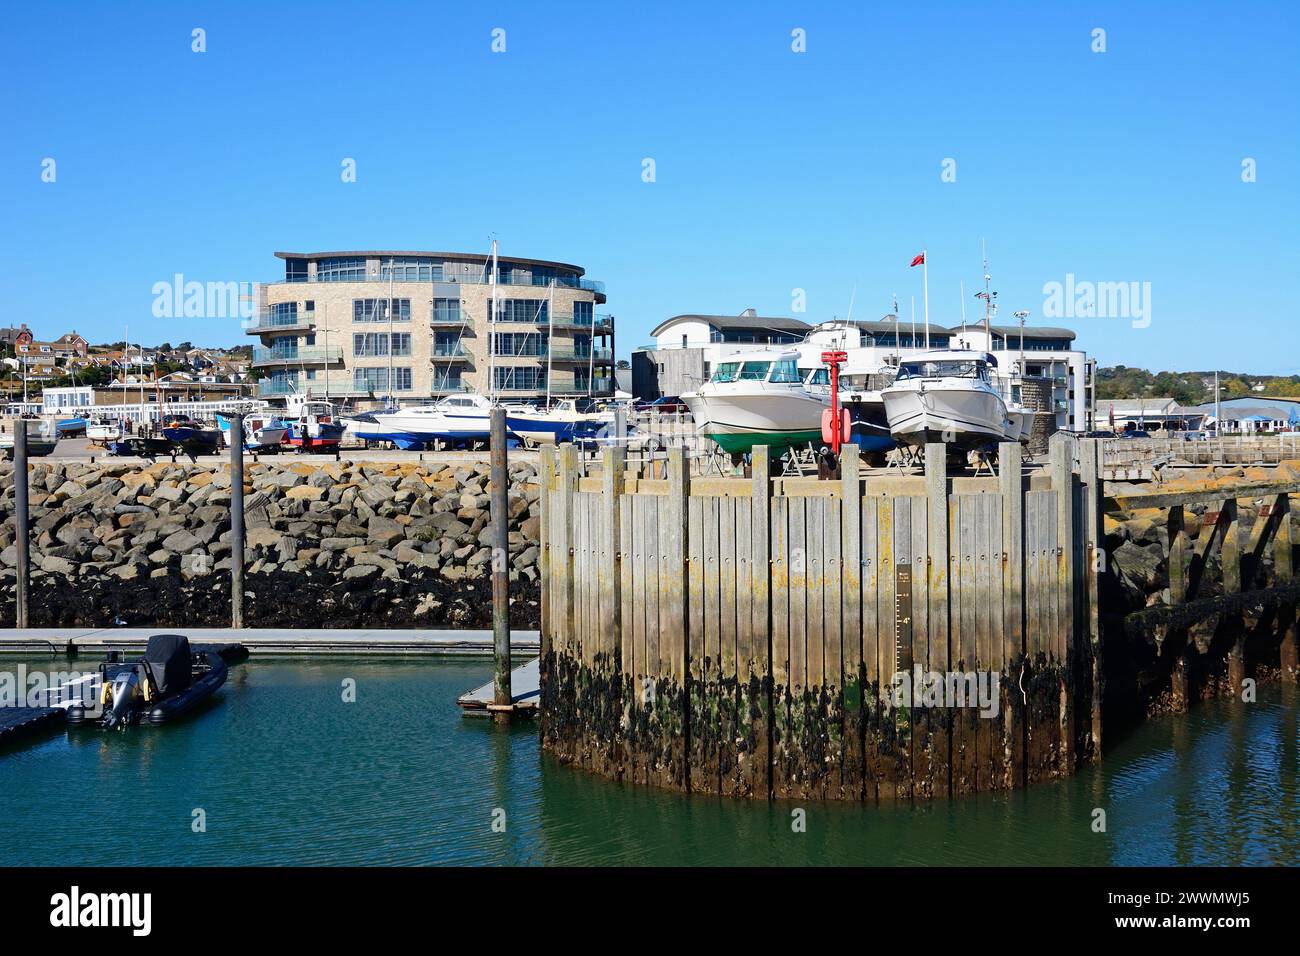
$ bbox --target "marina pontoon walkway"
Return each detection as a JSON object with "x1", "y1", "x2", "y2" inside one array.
[
  {"x1": 0, "y1": 707, "x2": 65, "y2": 748},
  {"x1": 0, "y1": 628, "x2": 540, "y2": 658}
]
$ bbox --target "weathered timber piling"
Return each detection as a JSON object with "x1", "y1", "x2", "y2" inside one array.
[
  {"x1": 490, "y1": 408, "x2": 512, "y2": 716},
  {"x1": 230, "y1": 412, "x2": 245, "y2": 629},
  {"x1": 541, "y1": 436, "x2": 1099, "y2": 799},
  {"x1": 540, "y1": 435, "x2": 1298, "y2": 799},
  {"x1": 13, "y1": 424, "x2": 30, "y2": 629}
]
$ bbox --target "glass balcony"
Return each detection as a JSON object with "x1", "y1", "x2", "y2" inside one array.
[
  {"x1": 279, "y1": 272, "x2": 605, "y2": 295},
  {"x1": 431, "y1": 343, "x2": 471, "y2": 359},
  {"x1": 547, "y1": 346, "x2": 612, "y2": 363},
  {"x1": 244, "y1": 311, "x2": 317, "y2": 334},
  {"x1": 252, "y1": 345, "x2": 343, "y2": 367},
  {"x1": 533, "y1": 312, "x2": 614, "y2": 329}
]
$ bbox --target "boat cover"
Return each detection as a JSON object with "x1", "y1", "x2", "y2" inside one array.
[{"x1": 144, "y1": 634, "x2": 192, "y2": 697}]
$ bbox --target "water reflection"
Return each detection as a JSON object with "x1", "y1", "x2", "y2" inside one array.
[{"x1": 0, "y1": 659, "x2": 1294, "y2": 866}]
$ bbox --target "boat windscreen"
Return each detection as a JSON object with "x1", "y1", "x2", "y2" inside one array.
[
  {"x1": 711, "y1": 363, "x2": 741, "y2": 383},
  {"x1": 737, "y1": 361, "x2": 771, "y2": 381},
  {"x1": 897, "y1": 360, "x2": 986, "y2": 380},
  {"x1": 768, "y1": 360, "x2": 801, "y2": 383}
]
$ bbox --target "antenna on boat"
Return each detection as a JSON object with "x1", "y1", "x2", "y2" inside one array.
[
  {"x1": 960, "y1": 280, "x2": 967, "y2": 345},
  {"x1": 981, "y1": 239, "x2": 994, "y2": 344},
  {"x1": 1013, "y1": 310, "x2": 1029, "y2": 373}
]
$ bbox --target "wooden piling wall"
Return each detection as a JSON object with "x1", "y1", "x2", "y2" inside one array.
[{"x1": 541, "y1": 438, "x2": 1105, "y2": 799}]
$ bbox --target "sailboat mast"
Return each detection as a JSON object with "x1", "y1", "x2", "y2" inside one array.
[
  {"x1": 387, "y1": 256, "x2": 395, "y2": 407},
  {"x1": 546, "y1": 278, "x2": 554, "y2": 406},
  {"x1": 922, "y1": 247, "x2": 930, "y2": 349},
  {"x1": 489, "y1": 239, "x2": 499, "y2": 405}
]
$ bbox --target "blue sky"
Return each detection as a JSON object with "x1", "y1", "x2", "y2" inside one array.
[{"x1": 2, "y1": 1, "x2": 1297, "y2": 371}]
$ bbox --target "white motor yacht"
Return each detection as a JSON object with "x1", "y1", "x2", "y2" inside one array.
[{"x1": 881, "y1": 350, "x2": 1010, "y2": 451}]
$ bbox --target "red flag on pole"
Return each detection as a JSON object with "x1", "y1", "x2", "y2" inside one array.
[{"x1": 910, "y1": 253, "x2": 925, "y2": 267}]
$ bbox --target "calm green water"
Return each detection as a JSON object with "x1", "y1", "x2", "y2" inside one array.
[{"x1": 1, "y1": 657, "x2": 1296, "y2": 866}]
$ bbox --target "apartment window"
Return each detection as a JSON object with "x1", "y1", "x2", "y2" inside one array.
[
  {"x1": 269, "y1": 335, "x2": 298, "y2": 357},
  {"x1": 353, "y1": 366, "x2": 413, "y2": 393},
  {"x1": 381, "y1": 257, "x2": 438, "y2": 282},
  {"x1": 431, "y1": 298, "x2": 461, "y2": 323},
  {"x1": 433, "y1": 333, "x2": 464, "y2": 356},
  {"x1": 315, "y1": 257, "x2": 367, "y2": 282},
  {"x1": 492, "y1": 333, "x2": 544, "y2": 356},
  {"x1": 270, "y1": 302, "x2": 298, "y2": 323},
  {"x1": 492, "y1": 299, "x2": 548, "y2": 323},
  {"x1": 353, "y1": 299, "x2": 411, "y2": 322},
  {"x1": 573, "y1": 301, "x2": 594, "y2": 325},
  {"x1": 433, "y1": 367, "x2": 463, "y2": 390},
  {"x1": 493, "y1": 367, "x2": 546, "y2": 391},
  {"x1": 354, "y1": 333, "x2": 384, "y2": 357},
  {"x1": 353, "y1": 332, "x2": 409, "y2": 357}
]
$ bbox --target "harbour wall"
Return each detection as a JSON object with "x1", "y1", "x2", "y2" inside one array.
[
  {"x1": 538, "y1": 439, "x2": 1300, "y2": 800},
  {"x1": 0, "y1": 458, "x2": 542, "y2": 629}
]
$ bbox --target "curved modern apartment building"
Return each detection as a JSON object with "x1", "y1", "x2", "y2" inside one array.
[{"x1": 247, "y1": 250, "x2": 614, "y2": 404}]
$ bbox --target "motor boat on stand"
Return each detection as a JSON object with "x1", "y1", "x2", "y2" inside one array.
[
  {"x1": 217, "y1": 410, "x2": 290, "y2": 452},
  {"x1": 367, "y1": 393, "x2": 495, "y2": 450},
  {"x1": 503, "y1": 398, "x2": 611, "y2": 446},
  {"x1": 881, "y1": 349, "x2": 1010, "y2": 452},
  {"x1": 283, "y1": 396, "x2": 346, "y2": 452},
  {"x1": 681, "y1": 349, "x2": 830, "y2": 458}
]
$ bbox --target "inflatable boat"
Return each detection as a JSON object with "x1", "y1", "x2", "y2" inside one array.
[{"x1": 66, "y1": 635, "x2": 234, "y2": 730}]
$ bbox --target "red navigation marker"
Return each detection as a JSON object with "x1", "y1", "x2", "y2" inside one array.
[{"x1": 820, "y1": 350, "x2": 849, "y2": 456}]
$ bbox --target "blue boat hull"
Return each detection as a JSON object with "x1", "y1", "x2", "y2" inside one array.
[{"x1": 504, "y1": 416, "x2": 600, "y2": 442}]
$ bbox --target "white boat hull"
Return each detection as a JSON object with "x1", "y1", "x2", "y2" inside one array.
[
  {"x1": 683, "y1": 386, "x2": 827, "y2": 454},
  {"x1": 87, "y1": 424, "x2": 123, "y2": 443},
  {"x1": 882, "y1": 384, "x2": 1008, "y2": 451}
]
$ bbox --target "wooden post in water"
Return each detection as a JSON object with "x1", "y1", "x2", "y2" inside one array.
[
  {"x1": 538, "y1": 442, "x2": 554, "y2": 736},
  {"x1": 1079, "y1": 438, "x2": 1104, "y2": 760},
  {"x1": 998, "y1": 441, "x2": 1025, "y2": 787},
  {"x1": 13, "y1": 422, "x2": 30, "y2": 629},
  {"x1": 1276, "y1": 493, "x2": 1298, "y2": 682},
  {"x1": 924, "y1": 442, "x2": 951, "y2": 798},
  {"x1": 750, "y1": 448, "x2": 773, "y2": 799},
  {"x1": 600, "y1": 443, "x2": 625, "y2": 775},
  {"x1": 1049, "y1": 433, "x2": 1076, "y2": 775},
  {"x1": 839, "y1": 444, "x2": 865, "y2": 799},
  {"x1": 229, "y1": 412, "x2": 245, "y2": 629},
  {"x1": 665, "y1": 446, "x2": 689, "y2": 788},
  {"x1": 490, "y1": 408, "x2": 512, "y2": 716}
]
